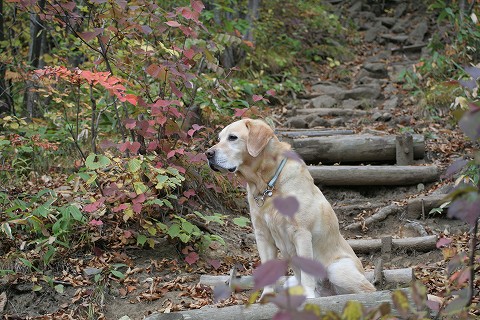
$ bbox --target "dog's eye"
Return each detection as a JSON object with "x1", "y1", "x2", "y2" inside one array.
[{"x1": 228, "y1": 134, "x2": 238, "y2": 141}]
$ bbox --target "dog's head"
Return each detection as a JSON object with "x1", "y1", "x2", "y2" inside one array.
[{"x1": 205, "y1": 118, "x2": 274, "y2": 173}]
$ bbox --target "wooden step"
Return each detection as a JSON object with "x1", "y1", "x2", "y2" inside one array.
[
  {"x1": 292, "y1": 134, "x2": 425, "y2": 164},
  {"x1": 308, "y1": 165, "x2": 439, "y2": 186}
]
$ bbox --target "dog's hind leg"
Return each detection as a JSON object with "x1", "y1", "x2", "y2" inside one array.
[{"x1": 327, "y1": 258, "x2": 376, "y2": 294}]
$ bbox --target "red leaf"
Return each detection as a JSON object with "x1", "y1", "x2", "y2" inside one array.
[
  {"x1": 125, "y1": 94, "x2": 138, "y2": 106},
  {"x1": 252, "y1": 94, "x2": 263, "y2": 102},
  {"x1": 124, "y1": 119, "x2": 136, "y2": 130},
  {"x1": 273, "y1": 196, "x2": 299, "y2": 218},
  {"x1": 436, "y1": 237, "x2": 452, "y2": 248},
  {"x1": 205, "y1": 183, "x2": 222, "y2": 193},
  {"x1": 266, "y1": 89, "x2": 276, "y2": 96},
  {"x1": 234, "y1": 108, "x2": 248, "y2": 117},
  {"x1": 179, "y1": 7, "x2": 196, "y2": 20},
  {"x1": 179, "y1": 26, "x2": 197, "y2": 38},
  {"x1": 133, "y1": 193, "x2": 146, "y2": 204},
  {"x1": 283, "y1": 150, "x2": 303, "y2": 162},
  {"x1": 269, "y1": 292, "x2": 306, "y2": 311},
  {"x1": 253, "y1": 259, "x2": 288, "y2": 290},
  {"x1": 243, "y1": 40, "x2": 254, "y2": 48},
  {"x1": 118, "y1": 141, "x2": 130, "y2": 152},
  {"x1": 140, "y1": 25, "x2": 152, "y2": 35},
  {"x1": 183, "y1": 48, "x2": 196, "y2": 60},
  {"x1": 130, "y1": 142, "x2": 141, "y2": 154},
  {"x1": 185, "y1": 251, "x2": 199, "y2": 265},
  {"x1": 132, "y1": 202, "x2": 142, "y2": 214},
  {"x1": 79, "y1": 28, "x2": 103, "y2": 42},
  {"x1": 447, "y1": 196, "x2": 480, "y2": 225},
  {"x1": 291, "y1": 256, "x2": 326, "y2": 279},
  {"x1": 147, "y1": 141, "x2": 158, "y2": 151},
  {"x1": 183, "y1": 189, "x2": 196, "y2": 198},
  {"x1": 89, "y1": 219, "x2": 103, "y2": 226},
  {"x1": 83, "y1": 198, "x2": 105, "y2": 213},
  {"x1": 191, "y1": 0, "x2": 205, "y2": 13},
  {"x1": 213, "y1": 284, "x2": 231, "y2": 302},
  {"x1": 169, "y1": 81, "x2": 184, "y2": 98},
  {"x1": 209, "y1": 259, "x2": 221, "y2": 270},
  {"x1": 444, "y1": 158, "x2": 468, "y2": 178},
  {"x1": 113, "y1": 203, "x2": 129, "y2": 213},
  {"x1": 146, "y1": 64, "x2": 161, "y2": 78},
  {"x1": 167, "y1": 150, "x2": 176, "y2": 159},
  {"x1": 165, "y1": 20, "x2": 181, "y2": 27}
]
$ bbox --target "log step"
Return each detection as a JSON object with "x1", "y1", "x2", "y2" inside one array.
[
  {"x1": 276, "y1": 129, "x2": 354, "y2": 138},
  {"x1": 145, "y1": 289, "x2": 412, "y2": 320},
  {"x1": 347, "y1": 235, "x2": 437, "y2": 253},
  {"x1": 292, "y1": 134, "x2": 425, "y2": 164},
  {"x1": 308, "y1": 165, "x2": 439, "y2": 186},
  {"x1": 199, "y1": 268, "x2": 414, "y2": 291}
]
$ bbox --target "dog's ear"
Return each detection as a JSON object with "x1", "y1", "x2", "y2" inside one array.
[{"x1": 245, "y1": 119, "x2": 273, "y2": 157}]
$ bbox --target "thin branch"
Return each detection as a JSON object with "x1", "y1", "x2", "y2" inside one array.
[{"x1": 467, "y1": 219, "x2": 478, "y2": 306}]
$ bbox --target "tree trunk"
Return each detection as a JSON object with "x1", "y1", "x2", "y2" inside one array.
[
  {"x1": 0, "y1": 0, "x2": 13, "y2": 114},
  {"x1": 245, "y1": 0, "x2": 260, "y2": 42},
  {"x1": 23, "y1": 0, "x2": 46, "y2": 119}
]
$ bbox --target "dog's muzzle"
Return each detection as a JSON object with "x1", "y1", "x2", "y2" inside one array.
[{"x1": 206, "y1": 149, "x2": 236, "y2": 173}]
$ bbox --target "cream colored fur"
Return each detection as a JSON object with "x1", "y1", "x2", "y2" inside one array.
[{"x1": 206, "y1": 118, "x2": 376, "y2": 298}]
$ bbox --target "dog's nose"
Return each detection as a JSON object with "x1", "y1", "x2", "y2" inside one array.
[{"x1": 205, "y1": 149, "x2": 215, "y2": 159}]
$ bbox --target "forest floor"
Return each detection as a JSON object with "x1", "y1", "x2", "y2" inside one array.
[{"x1": 2, "y1": 1, "x2": 479, "y2": 319}]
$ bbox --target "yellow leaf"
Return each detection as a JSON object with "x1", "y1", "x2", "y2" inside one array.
[
  {"x1": 287, "y1": 285, "x2": 305, "y2": 296},
  {"x1": 123, "y1": 209, "x2": 134, "y2": 222},
  {"x1": 342, "y1": 300, "x2": 363, "y2": 320},
  {"x1": 304, "y1": 303, "x2": 322, "y2": 317},
  {"x1": 147, "y1": 238, "x2": 155, "y2": 248},
  {"x1": 247, "y1": 290, "x2": 261, "y2": 306}
]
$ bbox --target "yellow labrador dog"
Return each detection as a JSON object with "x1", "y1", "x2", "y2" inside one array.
[{"x1": 206, "y1": 118, "x2": 376, "y2": 298}]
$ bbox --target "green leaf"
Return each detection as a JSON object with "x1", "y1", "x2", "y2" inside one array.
[
  {"x1": 69, "y1": 206, "x2": 84, "y2": 221},
  {"x1": 181, "y1": 220, "x2": 194, "y2": 234},
  {"x1": 209, "y1": 234, "x2": 225, "y2": 246},
  {"x1": 137, "y1": 234, "x2": 147, "y2": 246},
  {"x1": 155, "y1": 174, "x2": 169, "y2": 189},
  {"x1": 43, "y1": 246, "x2": 56, "y2": 265},
  {"x1": 33, "y1": 203, "x2": 51, "y2": 218},
  {"x1": 32, "y1": 284, "x2": 43, "y2": 292},
  {"x1": 1, "y1": 222, "x2": 13, "y2": 239},
  {"x1": 127, "y1": 158, "x2": 142, "y2": 173},
  {"x1": 54, "y1": 284, "x2": 64, "y2": 294},
  {"x1": 163, "y1": 199, "x2": 173, "y2": 209},
  {"x1": 19, "y1": 257, "x2": 34, "y2": 269},
  {"x1": 133, "y1": 182, "x2": 148, "y2": 194},
  {"x1": 110, "y1": 270, "x2": 125, "y2": 279},
  {"x1": 233, "y1": 217, "x2": 250, "y2": 227},
  {"x1": 85, "y1": 153, "x2": 111, "y2": 170},
  {"x1": 178, "y1": 233, "x2": 190, "y2": 243},
  {"x1": 86, "y1": 172, "x2": 98, "y2": 185},
  {"x1": 167, "y1": 224, "x2": 181, "y2": 238}
]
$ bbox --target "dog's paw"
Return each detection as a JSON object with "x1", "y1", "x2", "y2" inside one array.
[
  {"x1": 283, "y1": 276, "x2": 299, "y2": 288},
  {"x1": 259, "y1": 287, "x2": 275, "y2": 302},
  {"x1": 304, "y1": 287, "x2": 316, "y2": 299}
]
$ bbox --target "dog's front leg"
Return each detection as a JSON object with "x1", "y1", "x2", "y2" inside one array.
[
  {"x1": 293, "y1": 230, "x2": 316, "y2": 298},
  {"x1": 254, "y1": 229, "x2": 278, "y2": 299}
]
